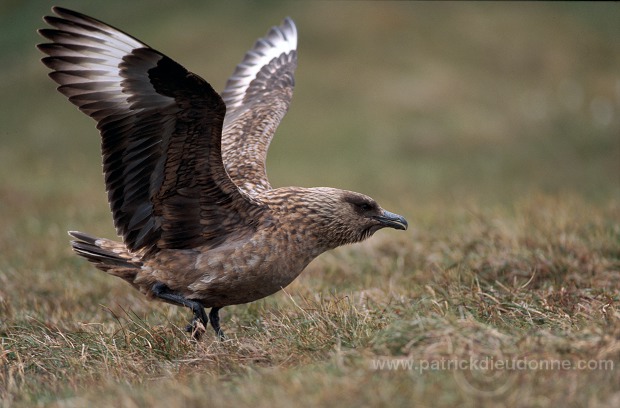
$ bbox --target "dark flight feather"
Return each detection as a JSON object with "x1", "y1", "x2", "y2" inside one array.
[{"x1": 38, "y1": 7, "x2": 259, "y2": 254}]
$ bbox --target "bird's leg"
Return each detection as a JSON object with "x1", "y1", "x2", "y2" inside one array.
[
  {"x1": 151, "y1": 282, "x2": 208, "y2": 339},
  {"x1": 209, "y1": 307, "x2": 226, "y2": 340}
]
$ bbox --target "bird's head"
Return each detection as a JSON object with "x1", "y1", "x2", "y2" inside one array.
[{"x1": 285, "y1": 187, "x2": 408, "y2": 249}]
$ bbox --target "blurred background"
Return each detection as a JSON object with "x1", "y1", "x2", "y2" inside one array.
[{"x1": 1, "y1": 1, "x2": 619, "y2": 242}]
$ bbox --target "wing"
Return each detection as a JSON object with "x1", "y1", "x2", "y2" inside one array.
[
  {"x1": 38, "y1": 7, "x2": 261, "y2": 255},
  {"x1": 220, "y1": 18, "x2": 297, "y2": 196}
]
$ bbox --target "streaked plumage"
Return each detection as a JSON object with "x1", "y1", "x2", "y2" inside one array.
[
  {"x1": 221, "y1": 17, "x2": 297, "y2": 196},
  {"x1": 38, "y1": 7, "x2": 407, "y2": 339}
]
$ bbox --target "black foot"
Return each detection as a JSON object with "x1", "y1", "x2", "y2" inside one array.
[
  {"x1": 184, "y1": 314, "x2": 208, "y2": 339},
  {"x1": 209, "y1": 307, "x2": 226, "y2": 340},
  {"x1": 151, "y1": 283, "x2": 208, "y2": 340}
]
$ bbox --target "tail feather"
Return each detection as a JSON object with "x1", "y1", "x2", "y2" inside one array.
[{"x1": 69, "y1": 231, "x2": 142, "y2": 282}]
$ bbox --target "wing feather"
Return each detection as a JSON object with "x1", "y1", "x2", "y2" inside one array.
[
  {"x1": 221, "y1": 18, "x2": 298, "y2": 195},
  {"x1": 39, "y1": 7, "x2": 260, "y2": 255}
]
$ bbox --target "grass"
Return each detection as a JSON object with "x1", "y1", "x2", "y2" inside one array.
[
  {"x1": 1, "y1": 1, "x2": 620, "y2": 407},
  {"x1": 2, "y1": 196, "x2": 618, "y2": 407}
]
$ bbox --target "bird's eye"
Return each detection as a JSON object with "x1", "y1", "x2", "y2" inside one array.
[{"x1": 359, "y1": 203, "x2": 373, "y2": 212}]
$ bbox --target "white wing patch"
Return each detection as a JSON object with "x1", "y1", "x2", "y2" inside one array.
[
  {"x1": 39, "y1": 8, "x2": 147, "y2": 113},
  {"x1": 222, "y1": 18, "x2": 297, "y2": 112}
]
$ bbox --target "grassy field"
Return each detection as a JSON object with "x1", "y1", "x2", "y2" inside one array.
[{"x1": 1, "y1": 1, "x2": 619, "y2": 406}]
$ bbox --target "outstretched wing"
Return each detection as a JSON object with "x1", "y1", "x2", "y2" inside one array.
[
  {"x1": 38, "y1": 7, "x2": 261, "y2": 255},
  {"x1": 221, "y1": 18, "x2": 297, "y2": 196}
]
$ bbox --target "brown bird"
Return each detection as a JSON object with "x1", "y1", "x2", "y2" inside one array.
[{"x1": 37, "y1": 7, "x2": 408, "y2": 339}]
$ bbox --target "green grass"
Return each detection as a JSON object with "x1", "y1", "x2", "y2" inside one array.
[{"x1": 1, "y1": 1, "x2": 619, "y2": 407}]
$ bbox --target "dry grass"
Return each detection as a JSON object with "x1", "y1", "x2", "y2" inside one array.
[
  {"x1": 1, "y1": 1, "x2": 620, "y2": 407},
  {"x1": 2, "y1": 195, "x2": 619, "y2": 407}
]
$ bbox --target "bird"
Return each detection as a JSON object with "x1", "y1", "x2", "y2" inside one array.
[{"x1": 37, "y1": 7, "x2": 408, "y2": 339}]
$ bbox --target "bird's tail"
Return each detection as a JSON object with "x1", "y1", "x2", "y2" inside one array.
[{"x1": 69, "y1": 231, "x2": 142, "y2": 284}]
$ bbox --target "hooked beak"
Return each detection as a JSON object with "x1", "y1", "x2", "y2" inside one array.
[{"x1": 372, "y1": 210, "x2": 408, "y2": 231}]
